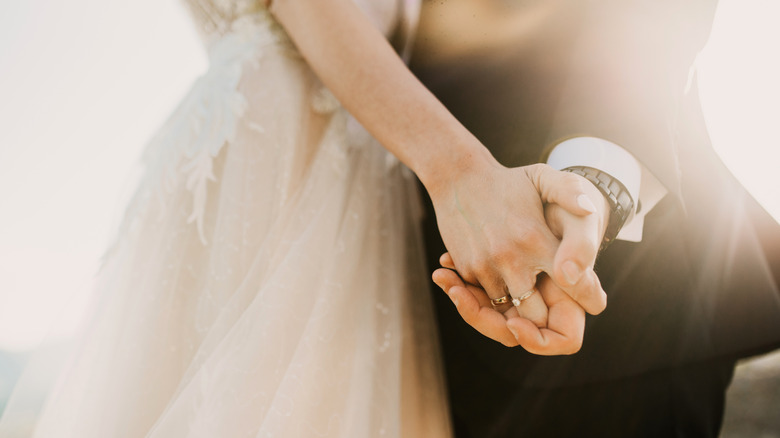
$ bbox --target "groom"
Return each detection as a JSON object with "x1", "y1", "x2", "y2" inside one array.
[{"x1": 411, "y1": 1, "x2": 780, "y2": 436}]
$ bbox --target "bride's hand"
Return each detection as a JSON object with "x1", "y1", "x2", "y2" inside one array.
[
  {"x1": 432, "y1": 266, "x2": 587, "y2": 354},
  {"x1": 428, "y1": 158, "x2": 608, "y2": 321}
]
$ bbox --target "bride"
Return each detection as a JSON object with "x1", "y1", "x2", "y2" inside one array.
[{"x1": 0, "y1": 0, "x2": 605, "y2": 436}]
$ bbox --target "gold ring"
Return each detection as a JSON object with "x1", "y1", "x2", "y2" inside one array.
[
  {"x1": 490, "y1": 294, "x2": 511, "y2": 308},
  {"x1": 512, "y1": 290, "x2": 536, "y2": 306}
]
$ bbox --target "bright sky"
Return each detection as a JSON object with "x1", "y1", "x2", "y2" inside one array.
[
  {"x1": 697, "y1": 0, "x2": 780, "y2": 217},
  {"x1": 0, "y1": 0, "x2": 778, "y2": 351},
  {"x1": 0, "y1": 0, "x2": 205, "y2": 350}
]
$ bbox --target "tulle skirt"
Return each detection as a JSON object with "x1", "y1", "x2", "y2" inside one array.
[{"x1": 1, "y1": 17, "x2": 451, "y2": 437}]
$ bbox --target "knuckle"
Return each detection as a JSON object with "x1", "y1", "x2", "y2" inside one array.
[
  {"x1": 471, "y1": 260, "x2": 491, "y2": 279},
  {"x1": 527, "y1": 163, "x2": 548, "y2": 174},
  {"x1": 516, "y1": 225, "x2": 547, "y2": 251},
  {"x1": 526, "y1": 163, "x2": 548, "y2": 187},
  {"x1": 488, "y1": 241, "x2": 515, "y2": 267}
]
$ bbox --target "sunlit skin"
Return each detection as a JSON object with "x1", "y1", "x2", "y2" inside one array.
[
  {"x1": 0, "y1": 0, "x2": 778, "y2": 351},
  {"x1": 417, "y1": 0, "x2": 780, "y2": 345},
  {"x1": 432, "y1": 194, "x2": 608, "y2": 353}
]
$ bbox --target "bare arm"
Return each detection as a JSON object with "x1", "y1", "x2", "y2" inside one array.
[
  {"x1": 270, "y1": 0, "x2": 490, "y2": 194},
  {"x1": 268, "y1": 0, "x2": 609, "y2": 352}
]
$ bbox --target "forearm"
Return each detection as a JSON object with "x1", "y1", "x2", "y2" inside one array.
[
  {"x1": 270, "y1": 0, "x2": 609, "y2": 326},
  {"x1": 270, "y1": 0, "x2": 496, "y2": 194}
]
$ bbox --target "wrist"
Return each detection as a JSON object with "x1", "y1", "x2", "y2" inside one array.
[
  {"x1": 417, "y1": 140, "x2": 499, "y2": 199},
  {"x1": 563, "y1": 166, "x2": 634, "y2": 250}
]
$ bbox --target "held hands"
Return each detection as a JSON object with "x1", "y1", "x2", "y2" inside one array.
[
  {"x1": 429, "y1": 161, "x2": 610, "y2": 355},
  {"x1": 269, "y1": 0, "x2": 608, "y2": 354}
]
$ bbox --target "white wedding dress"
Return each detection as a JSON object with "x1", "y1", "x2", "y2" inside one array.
[{"x1": 0, "y1": 1, "x2": 452, "y2": 436}]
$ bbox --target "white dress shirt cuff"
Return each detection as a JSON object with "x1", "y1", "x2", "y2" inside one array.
[{"x1": 546, "y1": 137, "x2": 665, "y2": 242}]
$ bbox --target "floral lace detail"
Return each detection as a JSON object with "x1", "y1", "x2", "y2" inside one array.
[
  {"x1": 141, "y1": 9, "x2": 290, "y2": 244},
  {"x1": 137, "y1": 0, "x2": 420, "y2": 245}
]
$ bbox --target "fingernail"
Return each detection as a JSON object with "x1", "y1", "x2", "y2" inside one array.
[
  {"x1": 451, "y1": 296, "x2": 459, "y2": 307},
  {"x1": 562, "y1": 260, "x2": 583, "y2": 285},
  {"x1": 577, "y1": 194, "x2": 597, "y2": 214},
  {"x1": 508, "y1": 325, "x2": 520, "y2": 340}
]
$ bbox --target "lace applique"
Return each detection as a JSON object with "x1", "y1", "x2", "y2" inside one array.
[
  {"x1": 141, "y1": 11, "x2": 289, "y2": 244},
  {"x1": 133, "y1": 0, "x2": 421, "y2": 245}
]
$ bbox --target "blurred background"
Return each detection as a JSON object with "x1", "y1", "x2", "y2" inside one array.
[{"x1": 0, "y1": 0, "x2": 778, "y2": 435}]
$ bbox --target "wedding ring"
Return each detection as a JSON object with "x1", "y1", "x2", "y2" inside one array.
[
  {"x1": 490, "y1": 294, "x2": 511, "y2": 308},
  {"x1": 512, "y1": 290, "x2": 536, "y2": 306}
]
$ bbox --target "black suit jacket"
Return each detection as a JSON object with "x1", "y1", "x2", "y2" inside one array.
[{"x1": 410, "y1": 0, "x2": 780, "y2": 389}]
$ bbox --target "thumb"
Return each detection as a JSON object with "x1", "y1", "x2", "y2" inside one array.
[
  {"x1": 546, "y1": 203, "x2": 608, "y2": 315},
  {"x1": 524, "y1": 164, "x2": 597, "y2": 217}
]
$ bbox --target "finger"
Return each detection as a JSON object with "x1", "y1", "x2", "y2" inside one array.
[
  {"x1": 549, "y1": 204, "x2": 607, "y2": 314},
  {"x1": 553, "y1": 199, "x2": 604, "y2": 270},
  {"x1": 439, "y1": 253, "x2": 508, "y2": 306},
  {"x1": 561, "y1": 268, "x2": 607, "y2": 315},
  {"x1": 507, "y1": 276, "x2": 585, "y2": 355},
  {"x1": 550, "y1": 266, "x2": 606, "y2": 316},
  {"x1": 473, "y1": 267, "x2": 513, "y2": 310},
  {"x1": 507, "y1": 319, "x2": 582, "y2": 355},
  {"x1": 513, "y1": 288, "x2": 548, "y2": 328},
  {"x1": 433, "y1": 268, "x2": 520, "y2": 346},
  {"x1": 450, "y1": 286, "x2": 520, "y2": 346},
  {"x1": 506, "y1": 279, "x2": 548, "y2": 328},
  {"x1": 435, "y1": 266, "x2": 515, "y2": 313},
  {"x1": 439, "y1": 252, "x2": 456, "y2": 269},
  {"x1": 538, "y1": 274, "x2": 586, "y2": 346},
  {"x1": 471, "y1": 276, "x2": 513, "y2": 313},
  {"x1": 433, "y1": 268, "x2": 492, "y2": 308},
  {"x1": 553, "y1": 233, "x2": 607, "y2": 315},
  {"x1": 525, "y1": 164, "x2": 597, "y2": 217},
  {"x1": 498, "y1": 233, "x2": 556, "y2": 328}
]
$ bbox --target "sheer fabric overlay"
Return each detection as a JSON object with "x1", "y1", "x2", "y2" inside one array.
[{"x1": 1, "y1": 1, "x2": 451, "y2": 436}]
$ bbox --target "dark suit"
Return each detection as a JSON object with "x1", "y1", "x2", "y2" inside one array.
[{"x1": 410, "y1": 1, "x2": 780, "y2": 436}]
